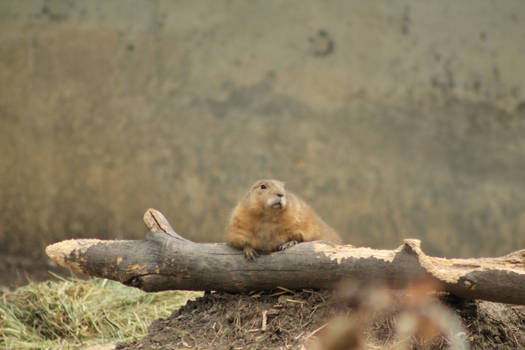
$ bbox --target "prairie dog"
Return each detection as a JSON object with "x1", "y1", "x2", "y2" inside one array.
[{"x1": 225, "y1": 179, "x2": 342, "y2": 259}]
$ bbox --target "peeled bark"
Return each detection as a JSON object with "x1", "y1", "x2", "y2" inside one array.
[{"x1": 45, "y1": 209, "x2": 525, "y2": 305}]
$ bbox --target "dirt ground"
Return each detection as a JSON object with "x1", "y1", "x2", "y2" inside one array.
[{"x1": 116, "y1": 288, "x2": 525, "y2": 350}]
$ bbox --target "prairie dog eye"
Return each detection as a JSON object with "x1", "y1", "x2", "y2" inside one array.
[{"x1": 260, "y1": 184, "x2": 267, "y2": 189}]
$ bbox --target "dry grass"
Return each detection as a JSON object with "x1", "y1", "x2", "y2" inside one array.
[{"x1": 0, "y1": 274, "x2": 201, "y2": 349}]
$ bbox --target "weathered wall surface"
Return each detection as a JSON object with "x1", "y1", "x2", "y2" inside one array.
[{"x1": 1, "y1": 1, "x2": 525, "y2": 262}]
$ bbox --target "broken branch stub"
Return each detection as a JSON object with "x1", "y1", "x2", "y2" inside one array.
[{"x1": 45, "y1": 209, "x2": 525, "y2": 305}]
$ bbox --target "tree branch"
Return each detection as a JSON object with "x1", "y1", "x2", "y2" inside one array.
[{"x1": 45, "y1": 209, "x2": 525, "y2": 305}]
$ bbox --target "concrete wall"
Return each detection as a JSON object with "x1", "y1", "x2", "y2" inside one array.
[{"x1": 1, "y1": 1, "x2": 525, "y2": 261}]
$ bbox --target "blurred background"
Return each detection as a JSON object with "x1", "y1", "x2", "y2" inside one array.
[{"x1": 1, "y1": 1, "x2": 525, "y2": 286}]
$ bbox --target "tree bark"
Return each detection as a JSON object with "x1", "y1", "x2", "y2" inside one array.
[{"x1": 45, "y1": 209, "x2": 525, "y2": 305}]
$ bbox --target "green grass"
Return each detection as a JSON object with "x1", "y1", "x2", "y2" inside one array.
[{"x1": 0, "y1": 274, "x2": 201, "y2": 349}]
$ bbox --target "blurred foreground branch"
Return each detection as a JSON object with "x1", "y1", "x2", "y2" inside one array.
[{"x1": 46, "y1": 209, "x2": 525, "y2": 305}]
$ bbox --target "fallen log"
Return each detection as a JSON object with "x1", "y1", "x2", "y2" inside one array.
[{"x1": 45, "y1": 209, "x2": 525, "y2": 305}]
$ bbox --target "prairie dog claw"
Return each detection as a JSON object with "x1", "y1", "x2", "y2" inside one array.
[{"x1": 278, "y1": 240, "x2": 299, "y2": 251}]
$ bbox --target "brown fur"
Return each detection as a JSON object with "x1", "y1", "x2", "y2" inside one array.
[{"x1": 225, "y1": 179, "x2": 342, "y2": 259}]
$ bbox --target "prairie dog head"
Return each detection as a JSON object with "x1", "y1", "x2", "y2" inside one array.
[{"x1": 245, "y1": 179, "x2": 287, "y2": 213}]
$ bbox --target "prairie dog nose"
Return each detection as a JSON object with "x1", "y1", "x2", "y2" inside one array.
[{"x1": 276, "y1": 193, "x2": 284, "y2": 198}]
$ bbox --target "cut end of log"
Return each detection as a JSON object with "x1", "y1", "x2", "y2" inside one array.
[
  {"x1": 143, "y1": 208, "x2": 166, "y2": 231},
  {"x1": 143, "y1": 208, "x2": 189, "y2": 241},
  {"x1": 45, "y1": 239, "x2": 103, "y2": 274}
]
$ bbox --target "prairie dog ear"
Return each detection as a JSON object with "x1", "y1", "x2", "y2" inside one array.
[{"x1": 269, "y1": 179, "x2": 284, "y2": 186}]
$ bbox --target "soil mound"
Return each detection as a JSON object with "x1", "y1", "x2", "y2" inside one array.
[{"x1": 117, "y1": 289, "x2": 525, "y2": 350}]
